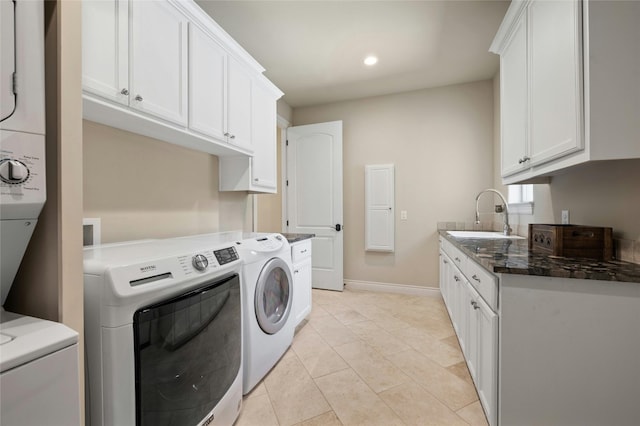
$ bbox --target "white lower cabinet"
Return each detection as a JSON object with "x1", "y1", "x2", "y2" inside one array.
[
  {"x1": 441, "y1": 236, "x2": 640, "y2": 425},
  {"x1": 440, "y1": 237, "x2": 497, "y2": 426},
  {"x1": 475, "y1": 294, "x2": 498, "y2": 425},
  {"x1": 291, "y1": 239, "x2": 312, "y2": 327}
]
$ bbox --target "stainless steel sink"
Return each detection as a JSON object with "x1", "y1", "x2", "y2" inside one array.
[{"x1": 446, "y1": 231, "x2": 525, "y2": 240}]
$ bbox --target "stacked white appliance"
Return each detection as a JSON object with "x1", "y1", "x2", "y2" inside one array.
[
  {"x1": 0, "y1": 0, "x2": 80, "y2": 424},
  {"x1": 83, "y1": 236, "x2": 244, "y2": 426}
]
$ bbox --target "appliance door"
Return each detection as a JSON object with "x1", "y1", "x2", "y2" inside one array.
[
  {"x1": 1, "y1": 0, "x2": 16, "y2": 121},
  {"x1": 254, "y1": 257, "x2": 293, "y2": 335},
  {"x1": 133, "y1": 273, "x2": 241, "y2": 426}
]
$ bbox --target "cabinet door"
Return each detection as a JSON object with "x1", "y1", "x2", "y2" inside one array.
[
  {"x1": 439, "y1": 253, "x2": 450, "y2": 309},
  {"x1": 500, "y1": 10, "x2": 529, "y2": 177},
  {"x1": 293, "y1": 258, "x2": 312, "y2": 326},
  {"x1": 188, "y1": 23, "x2": 226, "y2": 140},
  {"x1": 250, "y1": 81, "x2": 278, "y2": 191},
  {"x1": 476, "y1": 295, "x2": 498, "y2": 426},
  {"x1": 82, "y1": 0, "x2": 128, "y2": 104},
  {"x1": 466, "y1": 287, "x2": 479, "y2": 382},
  {"x1": 452, "y1": 270, "x2": 469, "y2": 355},
  {"x1": 130, "y1": 0, "x2": 188, "y2": 125},
  {"x1": 227, "y1": 56, "x2": 253, "y2": 150},
  {"x1": 528, "y1": 0, "x2": 583, "y2": 166}
]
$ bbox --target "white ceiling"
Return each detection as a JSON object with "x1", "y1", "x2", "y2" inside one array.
[{"x1": 196, "y1": 1, "x2": 510, "y2": 108}]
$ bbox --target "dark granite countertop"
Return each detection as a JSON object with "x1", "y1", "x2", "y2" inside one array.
[
  {"x1": 440, "y1": 231, "x2": 640, "y2": 283},
  {"x1": 281, "y1": 233, "x2": 315, "y2": 244}
]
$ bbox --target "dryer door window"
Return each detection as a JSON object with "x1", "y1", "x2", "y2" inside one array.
[{"x1": 255, "y1": 257, "x2": 293, "y2": 335}]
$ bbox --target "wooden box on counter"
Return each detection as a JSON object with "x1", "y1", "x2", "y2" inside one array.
[{"x1": 528, "y1": 224, "x2": 613, "y2": 260}]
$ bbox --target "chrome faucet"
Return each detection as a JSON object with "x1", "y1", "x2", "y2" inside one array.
[{"x1": 475, "y1": 189, "x2": 512, "y2": 236}]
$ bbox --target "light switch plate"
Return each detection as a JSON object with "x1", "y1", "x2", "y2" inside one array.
[
  {"x1": 561, "y1": 210, "x2": 570, "y2": 224},
  {"x1": 400, "y1": 210, "x2": 408, "y2": 220}
]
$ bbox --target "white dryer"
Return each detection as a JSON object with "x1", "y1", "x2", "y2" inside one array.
[
  {"x1": 83, "y1": 237, "x2": 244, "y2": 426},
  {"x1": 236, "y1": 234, "x2": 295, "y2": 394}
]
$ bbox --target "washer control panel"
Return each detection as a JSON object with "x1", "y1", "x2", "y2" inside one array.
[
  {"x1": 1, "y1": 130, "x2": 46, "y2": 219},
  {"x1": 214, "y1": 246, "x2": 239, "y2": 265}
]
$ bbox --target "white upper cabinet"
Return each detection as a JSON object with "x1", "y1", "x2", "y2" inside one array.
[
  {"x1": 218, "y1": 77, "x2": 283, "y2": 193},
  {"x1": 82, "y1": 0, "x2": 283, "y2": 163},
  {"x1": 491, "y1": 0, "x2": 640, "y2": 184},
  {"x1": 528, "y1": 0, "x2": 582, "y2": 166},
  {"x1": 226, "y1": 55, "x2": 253, "y2": 151},
  {"x1": 82, "y1": 0, "x2": 128, "y2": 105},
  {"x1": 250, "y1": 79, "x2": 278, "y2": 190},
  {"x1": 129, "y1": 0, "x2": 188, "y2": 126},
  {"x1": 188, "y1": 23, "x2": 226, "y2": 140},
  {"x1": 499, "y1": 11, "x2": 528, "y2": 177}
]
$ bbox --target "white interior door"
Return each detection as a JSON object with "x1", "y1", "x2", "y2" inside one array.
[{"x1": 286, "y1": 121, "x2": 343, "y2": 291}]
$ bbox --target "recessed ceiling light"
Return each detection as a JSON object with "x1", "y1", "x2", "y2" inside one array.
[{"x1": 364, "y1": 56, "x2": 378, "y2": 66}]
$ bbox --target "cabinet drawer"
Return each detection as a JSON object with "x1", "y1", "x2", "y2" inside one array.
[
  {"x1": 466, "y1": 260, "x2": 497, "y2": 311},
  {"x1": 442, "y1": 239, "x2": 467, "y2": 276},
  {"x1": 291, "y1": 239, "x2": 312, "y2": 263}
]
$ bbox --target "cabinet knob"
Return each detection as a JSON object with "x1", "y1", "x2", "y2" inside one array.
[
  {"x1": 120, "y1": 88, "x2": 129, "y2": 95},
  {"x1": 224, "y1": 132, "x2": 230, "y2": 137},
  {"x1": 135, "y1": 94, "x2": 143, "y2": 102},
  {"x1": 230, "y1": 134, "x2": 236, "y2": 139}
]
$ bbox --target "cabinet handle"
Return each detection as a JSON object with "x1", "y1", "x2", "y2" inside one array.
[
  {"x1": 301, "y1": 249, "x2": 307, "y2": 253},
  {"x1": 443, "y1": 259, "x2": 449, "y2": 264},
  {"x1": 120, "y1": 88, "x2": 129, "y2": 95},
  {"x1": 472, "y1": 274, "x2": 481, "y2": 283},
  {"x1": 455, "y1": 257, "x2": 461, "y2": 262},
  {"x1": 454, "y1": 275, "x2": 460, "y2": 282},
  {"x1": 518, "y1": 156, "x2": 530, "y2": 164},
  {"x1": 224, "y1": 132, "x2": 230, "y2": 137},
  {"x1": 230, "y1": 134, "x2": 236, "y2": 139},
  {"x1": 470, "y1": 301, "x2": 480, "y2": 310},
  {"x1": 135, "y1": 94, "x2": 143, "y2": 102},
  {"x1": 294, "y1": 269, "x2": 299, "y2": 274}
]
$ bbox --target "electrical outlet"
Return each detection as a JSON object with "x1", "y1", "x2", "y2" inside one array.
[
  {"x1": 400, "y1": 210, "x2": 408, "y2": 220},
  {"x1": 561, "y1": 210, "x2": 570, "y2": 224},
  {"x1": 83, "y1": 218, "x2": 101, "y2": 246}
]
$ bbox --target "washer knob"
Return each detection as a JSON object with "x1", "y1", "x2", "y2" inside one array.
[
  {"x1": 192, "y1": 254, "x2": 208, "y2": 271},
  {"x1": 0, "y1": 159, "x2": 29, "y2": 184}
]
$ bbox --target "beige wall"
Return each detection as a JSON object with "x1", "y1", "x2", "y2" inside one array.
[
  {"x1": 256, "y1": 129, "x2": 283, "y2": 233},
  {"x1": 293, "y1": 81, "x2": 495, "y2": 287},
  {"x1": 83, "y1": 121, "x2": 252, "y2": 243}
]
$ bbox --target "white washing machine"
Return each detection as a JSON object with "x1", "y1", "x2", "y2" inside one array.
[
  {"x1": 83, "y1": 237, "x2": 244, "y2": 426},
  {"x1": 236, "y1": 234, "x2": 295, "y2": 394},
  {"x1": 1, "y1": 0, "x2": 81, "y2": 424}
]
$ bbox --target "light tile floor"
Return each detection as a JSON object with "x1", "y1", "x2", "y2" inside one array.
[{"x1": 235, "y1": 288, "x2": 489, "y2": 426}]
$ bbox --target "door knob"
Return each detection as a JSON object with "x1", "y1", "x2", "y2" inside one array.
[{"x1": 334, "y1": 224, "x2": 342, "y2": 232}]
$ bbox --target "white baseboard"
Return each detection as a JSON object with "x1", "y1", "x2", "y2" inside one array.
[{"x1": 343, "y1": 280, "x2": 441, "y2": 298}]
